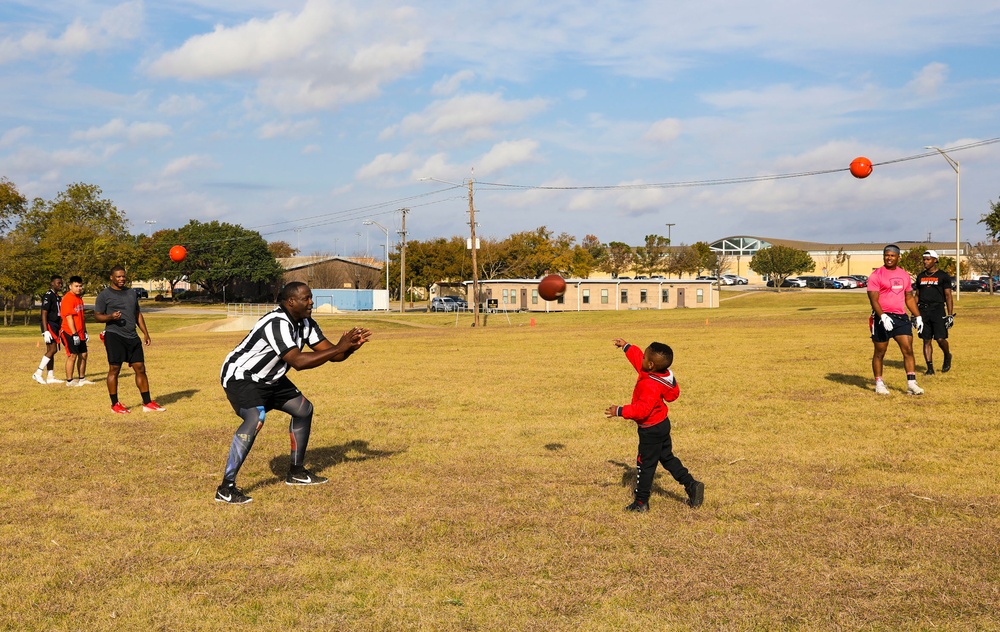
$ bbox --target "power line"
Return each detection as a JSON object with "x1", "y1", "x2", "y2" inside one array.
[{"x1": 474, "y1": 136, "x2": 1000, "y2": 192}]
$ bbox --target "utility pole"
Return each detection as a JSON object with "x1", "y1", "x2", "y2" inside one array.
[
  {"x1": 665, "y1": 223, "x2": 675, "y2": 245},
  {"x1": 398, "y1": 208, "x2": 408, "y2": 313},
  {"x1": 468, "y1": 179, "x2": 480, "y2": 327}
]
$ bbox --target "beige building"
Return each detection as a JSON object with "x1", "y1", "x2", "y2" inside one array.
[
  {"x1": 469, "y1": 278, "x2": 718, "y2": 311},
  {"x1": 708, "y1": 236, "x2": 970, "y2": 283}
]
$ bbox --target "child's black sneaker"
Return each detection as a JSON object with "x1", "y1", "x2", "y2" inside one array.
[
  {"x1": 624, "y1": 499, "x2": 649, "y2": 513},
  {"x1": 286, "y1": 468, "x2": 329, "y2": 486},
  {"x1": 685, "y1": 480, "x2": 705, "y2": 508},
  {"x1": 215, "y1": 483, "x2": 252, "y2": 504}
]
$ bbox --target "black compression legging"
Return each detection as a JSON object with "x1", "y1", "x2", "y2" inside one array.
[{"x1": 222, "y1": 395, "x2": 314, "y2": 483}]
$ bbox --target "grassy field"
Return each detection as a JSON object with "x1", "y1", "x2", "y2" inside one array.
[{"x1": 2, "y1": 291, "x2": 998, "y2": 630}]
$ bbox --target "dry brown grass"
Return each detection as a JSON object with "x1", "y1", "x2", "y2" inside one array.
[{"x1": 1, "y1": 294, "x2": 999, "y2": 631}]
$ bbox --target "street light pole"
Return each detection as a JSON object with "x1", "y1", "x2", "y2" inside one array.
[
  {"x1": 144, "y1": 220, "x2": 156, "y2": 236},
  {"x1": 363, "y1": 220, "x2": 391, "y2": 311},
  {"x1": 665, "y1": 223, "x2": 675, "y2": 245},
  {"x1": 926, "y1": 146, "x2": 961, "y2": 301}
]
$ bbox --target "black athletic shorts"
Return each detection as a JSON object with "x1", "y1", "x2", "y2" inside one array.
[
  {"x1": 61, "y1": 332, "x2": 87, "y2": 356},
  {"x1": 104, "y1": 331, "x2": 144, "y2": 366},
  {"x1": 917, "y1": 303, "x2": 948, "y2": 341},
  {"x1": 870, "y1": 312, "x2": 912, "y2": 343},
  {"x1": 224, "y1": 376, "x2": 302, "y2": 415}
]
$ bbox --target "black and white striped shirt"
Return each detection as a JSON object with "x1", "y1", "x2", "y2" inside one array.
[{"x1": 220, "y1": 307, "x2": 325, "y2": 387}]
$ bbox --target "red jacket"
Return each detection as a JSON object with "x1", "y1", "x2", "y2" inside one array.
[{"x1": 617, "y1": 343, "x2": 680, "y2": 428}]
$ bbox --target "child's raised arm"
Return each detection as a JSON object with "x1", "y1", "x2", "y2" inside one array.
[{"x1": 612, "y1": 338, "x2": 627, "y2": 348}]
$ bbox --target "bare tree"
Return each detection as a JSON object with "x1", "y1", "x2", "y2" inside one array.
[{"x1": 969, "y1": 240, "x2": 1000, "y2": 294}]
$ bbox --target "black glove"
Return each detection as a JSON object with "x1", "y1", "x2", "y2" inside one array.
[{"x1": 945, "y1": 315, "x2": 954, "y2": 329}]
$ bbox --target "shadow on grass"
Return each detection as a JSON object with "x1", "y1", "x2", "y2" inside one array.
[
  {"x1": 243, "y1": 440, "x2": 402, "y2": 492},
  {"x1": 606, "y1": 459, "x2": 687, "y2": 505},
  {"x1": 825, "y1": 373, "x2": 871, "y2": 390},
  {"x1": 154, "y1": 389, "x2": 199, "y2": 405}
]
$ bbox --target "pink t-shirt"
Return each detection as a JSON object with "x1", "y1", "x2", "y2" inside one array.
[{"x1": 868, "y1": 266, "x2": 912, "y2": 314}]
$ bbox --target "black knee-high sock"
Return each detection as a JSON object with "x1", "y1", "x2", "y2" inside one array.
[
  {"x1": 223, "y1": 406, "x2": 265, "y2": 484},
  {"x1": 279, "y1": 396, "x2": 314, "y2": 470}
]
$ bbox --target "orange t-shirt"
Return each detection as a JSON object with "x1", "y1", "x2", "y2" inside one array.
[{"x1": 59, "y1": 293, "x2": 86, "y2": 336}]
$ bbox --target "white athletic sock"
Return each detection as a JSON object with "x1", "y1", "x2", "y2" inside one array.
[{"x1": 37, "y1": 357, "x2": 48, "y2": 372}]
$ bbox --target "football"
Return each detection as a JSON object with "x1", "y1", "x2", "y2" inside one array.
[{"x1": 538, "y1": 274, "x2": 567, "y2": 301}]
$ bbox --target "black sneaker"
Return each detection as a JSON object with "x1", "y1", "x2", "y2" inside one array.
[
  {"x1": 624, "y1": 500, "x2": 649, "y2": 513},
  {"x1": 215, "y1": 483, "x2": 252, "y2": 504},
  {"x1": 286, "y1": 468, "x2": 329, "y2": 486},
  {"x1": 686, "y1": 480, "x2": 705, "y2": 508},
  {"x1": 924, "y1": 368, "x2": 935, "y2": 376},
  {"x1": 941, "y1": 354, "x2": 952, "y2": 373}
]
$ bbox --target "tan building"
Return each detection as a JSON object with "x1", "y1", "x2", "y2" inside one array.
[
  {"x1": 469, "y1": 278, "x2": 718, "y2": 311},
  {"x1": 708, "y1": 236, "x2": 970, "y2": 283},
  {"x1": 278, "y1": 255, "x2": 382, "y2": 289}
]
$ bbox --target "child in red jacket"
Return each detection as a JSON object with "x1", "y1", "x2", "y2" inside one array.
[{"x1": 605, "y1": 338, "x2": 703, "y2": 512}]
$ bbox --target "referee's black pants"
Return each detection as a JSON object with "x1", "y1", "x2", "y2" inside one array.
[{"x1": 634, "y1": 419, "x2": 693, "y2": 503}]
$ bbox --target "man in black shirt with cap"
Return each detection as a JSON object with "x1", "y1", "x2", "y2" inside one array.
[{"x1": 914, "y1": 250, "x2": 954, "y2": 374}]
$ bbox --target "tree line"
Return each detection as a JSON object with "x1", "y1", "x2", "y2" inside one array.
[{"x1": 0, "y1": 179, "x2": 284, "y2": 324}]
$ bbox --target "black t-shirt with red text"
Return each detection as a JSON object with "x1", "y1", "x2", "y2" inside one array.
[{"x1": 915, "y1": 269, "x2": 951, "y2": 304}]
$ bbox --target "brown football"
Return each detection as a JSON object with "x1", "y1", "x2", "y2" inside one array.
[{"x1": 538, "y1": 274, "x2": 567, "y2": 301}]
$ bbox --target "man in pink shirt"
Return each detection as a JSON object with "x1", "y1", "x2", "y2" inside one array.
[{"x1": 866, "y1": 244, "x2": 924, "y2": 395}]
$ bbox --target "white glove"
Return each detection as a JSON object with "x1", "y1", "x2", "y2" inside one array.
[
  {"x1": 945, "y1": 315, "x2": 954, "y2": 329},
  {"x1": 72, "y1": 334, "x2": 80, "y2": 345},
  {"x1": 43, "y1": 331, "x2": 53, "y2": 344},
  {"x1": 84, "y1": 332, "x2": 90, "y2": 342},
  {"x1": 914, "y1": 316, "x2": 924, "y2": 334},
  {"x1": 880, "y1": 313, "x2": 894, "y2": 332}
]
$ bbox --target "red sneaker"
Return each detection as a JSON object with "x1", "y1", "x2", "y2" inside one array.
[
  {"x1": 111, "y1": 402, "x2": 131, "y2": 414},
  {"x1": 142, "y1": 401, "x2": 166, "y2": 413}
]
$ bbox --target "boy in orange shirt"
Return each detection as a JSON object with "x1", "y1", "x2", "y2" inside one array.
[{"x1": 59, "y1": 276, "x2": 92, "y2": 386}]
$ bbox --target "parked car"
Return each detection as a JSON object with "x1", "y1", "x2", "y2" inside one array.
[
  {"x1": 132, "y1": 287, "x2": 149, "y2": 299},
  {"x1": 451, "y1": 297, "x2": 469, "y2": 310},
  {"x1": 837, "y1": 276, "x2": 860, "y2": 289},
  {"x1": 766, "y1": 277, "x2": 806, "y2": 288},
  {"x1": 799, "y1": 276, "x2": 843, "y2": 289},
  {"x1": 430, "y1": 296, "x2": 460, "y2": 311},
  {"x1": 722, "y1": 274, "x2": 748, "y2": 285},
  {"x1": 696, "y1": 275, "x2": 735, "y2": 285},
  {"x1": 958, "y1": 279, "x2": 989, "y2": 293},
  {"x1": 845, "y1": 275, "x2": 868, "y2": 287}
]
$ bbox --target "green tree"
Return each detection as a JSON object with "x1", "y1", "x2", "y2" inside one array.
[
  {"x1": 502, "y1": 227, "x2": 562, "y2": 278},
  {"x1": 980, "y1": 196, "x2": 1000, "y2": 240},
  {"x1": 666, "y1": 244, "x2": 701, "y2": 279},
  {"x1": 634, "y1": 234, "x2": 670, "y2": 276},
  {"x1": 691, "y1": 241, "x2": 715, "y2": 275},
  {"x1": 174, "y1": 220, "x2": 284, "y2": 299},
  {"x1": 750, "y1": 245, "x2": 815, "y2": 291},
  {"x1": 17, "y1": 183, "x2": 134, "y2": 288},
  {"x1": 600, "y1": 241, "x2": 634, "y2": 278}
]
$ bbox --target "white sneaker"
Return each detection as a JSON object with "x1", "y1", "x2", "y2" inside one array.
[
  {"x1": 875, "y1": 381, "x2": 890, "y2": 395},
  {"x1": 76, "y1": 379, "x2": 95, "y2": 386},
  {"x1": 32, "y1": 372, "x2": 46, "y2": 385},
  {"x1": 47, "y1": 376, "x2": 63, "y2": 384},
  {"x1": 907, "y1": 381, "x2": 924, "y2": 395},
  {"x1": 65, "y1": 380, "x2": 76, "y2": 387}
]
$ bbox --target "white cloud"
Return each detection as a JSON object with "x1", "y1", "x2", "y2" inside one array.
[
  {"x1": 0, "y1": 2, "x2": 142, "y2": 64},
  {"x1": 475, "y1": 139, "x2": 541, "y2": 175},
  {"x1": 356, "y1": 152, "x2": 422, "y2": 180},
  {"x1": 643, "y1": 118, "x2": 681, "y2": 144},
  {"x1": 148, "y1": 0, "x2": 425, "y2": 112},
  {"x1": 386, "y1": 93, "x2": 549, "y2": 142},
  {"x1": 158, "y1": 94, "x2": 206, "y2": 117},
  {"x1": 432, "y1": 70, "x2": 475, "y2": 96},
  {"x1": 258, "y1": 119, "x2": 319, "y2": 139},
  {"x1": 161, "y1": 154, "x2": 217, "y2": 178},
  {"x1": 71, "y1": 118, "x2": 172, "y2": 143},
  {"x1": 0, "y1": 126, "x2": 32, "y2": 148},
  {"x1": 302, "y1": 144, "x2": 321, "y2": 154},
  {"x1": 906, "y1": 62, "x2": 949, "y2": 98}
]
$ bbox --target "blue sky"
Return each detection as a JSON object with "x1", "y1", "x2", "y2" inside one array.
[{"x1": 2, "y1": 0, "x2": 999, "y2": 257}]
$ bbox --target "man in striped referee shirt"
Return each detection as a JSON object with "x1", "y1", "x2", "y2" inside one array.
[{"x1": 215, "y1": 282, "x2": 371, "y2": 504}]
